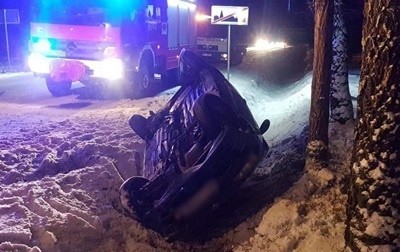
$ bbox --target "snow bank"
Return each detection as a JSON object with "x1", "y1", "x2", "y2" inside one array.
[{"x1": 0, "y1": 97, "x2": 180, "y2": 251}]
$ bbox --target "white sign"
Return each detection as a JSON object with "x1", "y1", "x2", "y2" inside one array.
[
  {"x1": 211, "y1": 6, "x2": 249, "y2": 26},
  {"x1": 1, "y1": 9, "x2": 20, "y2": 69},
  {"x1": 0, "y1": 9, "x2": 20, "y2": 24}
]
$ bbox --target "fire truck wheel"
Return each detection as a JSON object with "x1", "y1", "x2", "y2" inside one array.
[
  {"x1": 46, "y1": 78, "x2": 72, "y2": 97},
  {"x1": 133, "y1": 62, "x2": 154, "y2": 98}
]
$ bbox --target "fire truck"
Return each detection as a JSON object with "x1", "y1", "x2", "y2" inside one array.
[{"x1": 28, "y1": 0, "x2": 197, "y2": 97}]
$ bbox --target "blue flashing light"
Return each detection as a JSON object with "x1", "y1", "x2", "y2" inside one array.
[
  {"x1": 33, "y1": 0, "x2": 149, "y2": 26},
  {"x1": 35, "y1": 39, "x2": 52, "y2": 52}
]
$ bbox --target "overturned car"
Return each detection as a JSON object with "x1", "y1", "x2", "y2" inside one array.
[{"x1": 119, "y1": 50, "x2": 270, "y2": 236}]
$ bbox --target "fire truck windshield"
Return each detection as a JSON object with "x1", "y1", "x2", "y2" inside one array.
[
  {"x1": 197, "y1": 23, "x2": 226, "y2": 38},
  {"x1": 32, "y1": 0, "x2": 141, "y2": 26}
]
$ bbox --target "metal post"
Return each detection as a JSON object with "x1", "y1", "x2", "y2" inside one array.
[
  {"x1": 3, "y1": 9, "x2": 11, "y2": 69},
  {"x1": 227, "y1": 24, "x2": 231, "y2": 80}
]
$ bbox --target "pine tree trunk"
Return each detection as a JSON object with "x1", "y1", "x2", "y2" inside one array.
[
  {"x1": 307, "y1": 0, "x2": 333, "y2": 162},
  {"x1": 345, "y1": 1, "x2": 400, "y2": 250},
  {"x1": 330, "y1": 0, "x2": 354, "y2": 124}
]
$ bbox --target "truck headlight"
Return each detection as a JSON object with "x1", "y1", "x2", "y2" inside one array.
[
  {"x1": 28, "y1": 53, "x2": 50, "y2": 73},
  {"x1": 32, "y1": 39, "x2": 52, "y2": 53},
  {"x1": 99, "y1": 58, "x2": 124, "y2": 80}
]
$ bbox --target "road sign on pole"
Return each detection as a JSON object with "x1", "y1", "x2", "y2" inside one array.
[
  {"x1": 211, "y1": 6, "x2": 249, "y2": 80},
  {"x1": 0, "y1": 9, "x2": 20, "y2": 69},
  {"x1": 211, "y1": 6, "x2": 249, "y2": 26}
]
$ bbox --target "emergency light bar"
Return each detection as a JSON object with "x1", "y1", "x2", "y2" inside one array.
[{"x1": 168, "y1": 0, "x2": 196, "y2": 10}]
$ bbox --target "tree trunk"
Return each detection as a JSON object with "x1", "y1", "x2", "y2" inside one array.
[
  {"x1": 330, "y1": 0, "x2": 354, "y2": 124},
  {"x1": 345, "y1": 1, "x2": 400, "y2": 251},
  {"x1": 307, "y1": 0, "x2": 333, "y2": 162}
]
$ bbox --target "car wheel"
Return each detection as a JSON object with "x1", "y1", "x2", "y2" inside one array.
[
  {"x1": 193, "y1": 93, "x2": 237, "y2": 139},
  {"x1": 46, "y1": 78, "x2": 72, "y2": 97},
  {"x1": 129, "y1": 114, "x2": 152, "y2": 140},
  {"x1": 119, "y1": 176, "x2": 150, "y2": 219},
  {"x1": 178, "y1": 50, "x2": 212, "y2": 86},
  {"x1": 184, "y1": 140, "x2": 205, "y2": 168},
  {"x1": 177, "y1": 59, "x2": 184, "y2": 80},
  {"x1": 260, "y1": 119, "x2": 271, "y2": 134},
  {"x1": 180, "y1": 49, "x2": 210, "y2": 73}
]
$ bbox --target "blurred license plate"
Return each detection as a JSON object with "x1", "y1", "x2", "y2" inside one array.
[{"x1": 202, "y1": 53, "x2": 212, "y2": 57}]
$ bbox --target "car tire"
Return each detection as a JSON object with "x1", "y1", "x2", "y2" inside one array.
[
  {"x1": 129, "y1": 114, "x2": 152, "y2": 140},
  {"x1": 260, "y1": 119, "x2": 271, "y2": 134},
  {"x1": 119, "y1": 176, "x2": 150, "y2": 219},
  {"x1": 46, "y1": 78, "x2": 72, "y2": 97},
  {"x1": 178, "y1": 58, "x2": 185, "y2": 80},
  {"x1": 179, "y1": 50, "x2": 210, "y2": 76},
  {"x1": 193, "y1": 93, "x2": 237, "y2": 139}
]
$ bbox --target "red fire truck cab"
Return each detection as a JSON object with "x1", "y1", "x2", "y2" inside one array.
[{"x1": 28, "y1": 0, "x2": 197, "y2": 97}]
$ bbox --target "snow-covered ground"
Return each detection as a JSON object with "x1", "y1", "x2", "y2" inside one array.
[
  {"x1": 0, "y1": 57, "x2": 360, "y2": 251},
  {"x1": 0, "y1": 72, "x2": 31, "y2": 80}
]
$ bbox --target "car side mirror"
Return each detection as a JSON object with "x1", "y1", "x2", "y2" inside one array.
[{"x1": 260, "y1": 119, "x2": 270, "y2": 134}]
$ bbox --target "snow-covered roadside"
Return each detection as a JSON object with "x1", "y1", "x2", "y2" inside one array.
[
  {"x1": 228, "y1": 121, "x2": 355, "y2": 252},
  {"x1": 0, "y1": 69, "x2": 359, "y2": 251},
  {"x1": 0, "y1": 96, "x2": 181, "y2": 252},
  {"x1": 0, "y1": 72, "x2": 31, "y2": 80}
]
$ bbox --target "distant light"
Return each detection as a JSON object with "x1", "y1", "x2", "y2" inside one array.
[
  {"x1": 247, "y1": 38, "x2": 287, "y2": 52},
  {"x1": 222, "y1": 53, "x2": 228, "y2": 58},
  {"x1": 195, "y1": 13, "x2": 211, "y2": 22}
]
